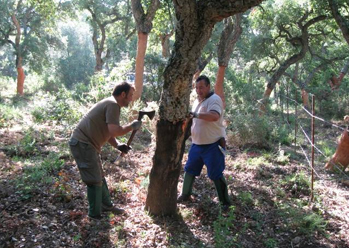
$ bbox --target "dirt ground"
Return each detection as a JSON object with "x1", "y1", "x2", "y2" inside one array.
[{"x1": 0, "y1": 123, "x2": 349, "y2": 248}]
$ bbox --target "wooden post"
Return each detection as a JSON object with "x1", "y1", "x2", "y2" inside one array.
[
  {"x1": 294, "y1": 88, "x2": 297, "y2": 153},
  {"x1": 286, "y1": 83, "x2": 289, "y2": 124},
  {"x1": 310, "y1": 95, "x2": 315, "y2": 202}
]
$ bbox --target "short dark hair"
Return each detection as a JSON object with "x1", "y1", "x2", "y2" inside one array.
[
  {"x1": 196, "y1": 75, "x2": 210, "y2": 86},
  {"x1": 112, "y1": 82, "x2": 134, "y2": 96}
]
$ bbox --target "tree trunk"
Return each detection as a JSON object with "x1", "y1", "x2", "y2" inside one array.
[
  {"x1": 215, "y1": 14, "x2": 242, "y2": 108},
  {"x1": 192, "y1": 54, "x2": 213, "y2": 83},
  {"x1": 215, "y1": 66, "x2": 227, "y2": 109},
  {"x1": 131, "y1": 0, "x2": 160, "y2": 101},
  {"x1": 17, "y1": 65, "x2": 25, "y2": 95},
  {"x1": 145, "y1": 120, "x2": 185, "y2": 215},
  {"x1": 145, "y1": 0, "x2": 264, "y2": 216},
  {"x1": 133, "y1": 32, "x2": 148, "y2": 101},
  {"x1": 160, "y1": 32, "x2": 173, "y2": 58},
  {"x1": 260, "y1": 14, "x2": 326, "y2": 112},
  {"x1": 11, "y1": 14, "x2": 25, "y2": 95},
  {"x1": 328, "y1": 0, "x2": 349, "y2": 46}
]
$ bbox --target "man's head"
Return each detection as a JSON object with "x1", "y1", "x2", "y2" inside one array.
[
  {"x1": 112, "y1": 82, "x2": 135, "y2": 107},
  {"x1": 195, "y1": 75, "x2": 211, "y2": 101}
]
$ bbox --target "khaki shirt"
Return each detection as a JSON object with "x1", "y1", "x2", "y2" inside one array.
[{"x1": 72, "y1": 96, "x2": 120, "y2": 153}]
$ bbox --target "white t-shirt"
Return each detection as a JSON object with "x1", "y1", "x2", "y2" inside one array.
[{"x1": 191, "y1": 93, "x2": 226, "y2": 145}]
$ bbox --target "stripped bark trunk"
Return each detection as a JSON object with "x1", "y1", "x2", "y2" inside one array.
[
  {"x1": 11, "y1": 14, "x2": 25, "y2": 95},
  {"x1": 131, "y1": 0, "x2": 160, "y2": 101},
  {"x1": 215, "y1": 14, "x2": 242, "y2": 108},
  {"x1": 215, "y1": 66, "x2": 227, "y2": 109},
  {"x1": 133, "y1": 32, "x2": 148, "y2": 101}
]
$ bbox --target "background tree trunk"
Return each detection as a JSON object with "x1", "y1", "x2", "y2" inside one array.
[
  {"x1": 260, "y1": 14, "x2": 326, "y2": 112},
  {"x1": 215, "y1": 66, "x2": 227, "y2": 108},
  {"x1": 131, "y1": 0, "x2": 160, "y2": 101},
  {"x1": 328, "y1": 0, "x2": 349, "y2": 46},
  {"x1": 215, "y1": 14, "x2": 242, "y2": 108},
  {"x1": 133, "y1": 32, "x2": 148, "y2": 100},
  {"x1": 145, "y1": 0, "x2": 264, "y2": 216},
  {"x1": 11, "y1": 14, "x2": 24, "y2": 95}
]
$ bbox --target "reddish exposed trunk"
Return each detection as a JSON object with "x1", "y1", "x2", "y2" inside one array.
[
  {"x1": 133, "y1": 32, "x2": 148, "y2": 101},
  {"x1": 325, "y1": 130, "x2": 349, "y2": 171},
  {"x1": 131, "y1": 0, "x2": 160, "y2": 101},
  {"x1": 301, "y1": 89, "x2": 309, "y2": 109},
  {"x1": 215, "y1": 14, "x2": 242, "y2": 109},
  {"x1": 215, "y1": 66, "x2": 227, "y2": 109},
  {"x1": 16, "y1": 66, "x2": 25, "y2": 95}
]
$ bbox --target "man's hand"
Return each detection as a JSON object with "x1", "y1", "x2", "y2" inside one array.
[
  {"x1": 117, "y1": 143, "x2": 132, "y2": 154},
  {"x1": 131, "y1": 120, "x2": 142, "y2": 130},
  {"x1": 189, "y1": 111, "x2": 199, "y2": 118}
]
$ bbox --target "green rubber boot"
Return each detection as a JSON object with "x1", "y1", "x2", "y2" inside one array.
[
  {"x1": 177, "y1": 172, "x2": 195, "y2": 202},
  {"x1": 213, "y1": 176, "x2": 231, "y2": 209},
  {"x1": 102, "y1": 178, "x2": 112, "y2": 206},
  {"x1": 87, "y1": 184, "x2": 102, "y2": 219},
  {"x1": 101, "y1": 178, "x2": 125, "y2": 215}
]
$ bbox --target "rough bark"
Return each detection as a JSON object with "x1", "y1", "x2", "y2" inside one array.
[
  {"x1": 131, "y1": 0, "x2": 160, "y2": 101},
  {"x1": 192, "y1": 53, "x2": 213, "y2": 83},
  {"x1": 215, "y1": 14, "x2": 242, "y2": 108},
  {"x1": 328, "y1": 60, "x2": 349, "y2": 90},
  {"x1": 160, "y1": 31, "x2": 173, "y2": 58},
  {"x1": 86, "y1": 5, "x2": 124, "y2": 72},
  {"x1": 260, "y1": 14, "x2": 327, "y2": 112},
  {"x1": 145, "y1": 0, "x2": 264, "y2": 216},
  {"x1": 328, "y1": 0, "x2": 349, "y2": 46}
]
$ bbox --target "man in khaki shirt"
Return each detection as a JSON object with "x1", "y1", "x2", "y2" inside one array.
[{"x1": 69, "y1": 82, "x2": 141, "y2": 220}]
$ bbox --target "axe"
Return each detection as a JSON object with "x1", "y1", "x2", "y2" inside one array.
[
  {"x1": 126, "y1": 110, "x2": 156, "y2": 147},
  {"x1": 113, "y1": 110, "x2": 156, "y2": 162}
]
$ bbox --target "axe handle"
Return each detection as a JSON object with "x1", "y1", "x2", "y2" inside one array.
[
  {"x1": 124, "y1": 113, "x2": 143, "y2": 150},
  {"x1": 127, "y1": 130, "x2": 137, "y2": 146}
]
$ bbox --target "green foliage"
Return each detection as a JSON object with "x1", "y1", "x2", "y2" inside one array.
[
  {"x1": 0, "y1": 104, "x2": 21, "y2": 128},
  {"x1": 213, "y1": 206, "x2": 238, "y2": 248},
  {"x1": 14, "y1": 152, "x2": 65, "y2": 200},
  {"x1": 57, "y1": 20, "x2": 95, "y2": 88},
  {"x1": 263, "y1": 238, "x2": 278, "y2": 248},
  {"x1": 226, "y1": 109, "x2": 271, "y2": 148},
  {"x1": 237, "y1": 191, "x2": 254, "y2": 207},
  {"x1": 276, "y1": 202, "x2": 327, "y2": 236},
  {"x1": 280, "y1": 171, "x2": 310, "y2": 196},
  {"x1": 31, "y1": 88, "x2": 83, "y2": 125}
]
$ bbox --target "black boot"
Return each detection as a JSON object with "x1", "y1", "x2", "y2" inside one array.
[
  {"x1": 87, "y1": 184, "x2": 102, "y2": 219},
  {"x1": 177, "y1": 172, "x2": 195, "y2": 202},
  {"x1": 101, "y1": 178, "x2": 125, "y2": 215},
  {"x1": 213, "y1": 176, "x2": 231, "y2": 210}
]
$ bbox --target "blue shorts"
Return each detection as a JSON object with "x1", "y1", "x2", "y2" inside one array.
[{"x1": 184, "y1": 141, "x2": 225, "y2": 181}]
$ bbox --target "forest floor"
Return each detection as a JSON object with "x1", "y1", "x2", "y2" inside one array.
[{"x1": 1, "y1": 116, "x2": 349, "y2": 248}]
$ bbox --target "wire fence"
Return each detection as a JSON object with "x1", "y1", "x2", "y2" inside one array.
[{"x1": 272, "y1": 85, "x2": 349, "y2": 201}]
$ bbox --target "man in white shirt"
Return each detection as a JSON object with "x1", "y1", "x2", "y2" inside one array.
[{"x1": 178, "y1": 75, "x2": 231, "y2": 210}]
